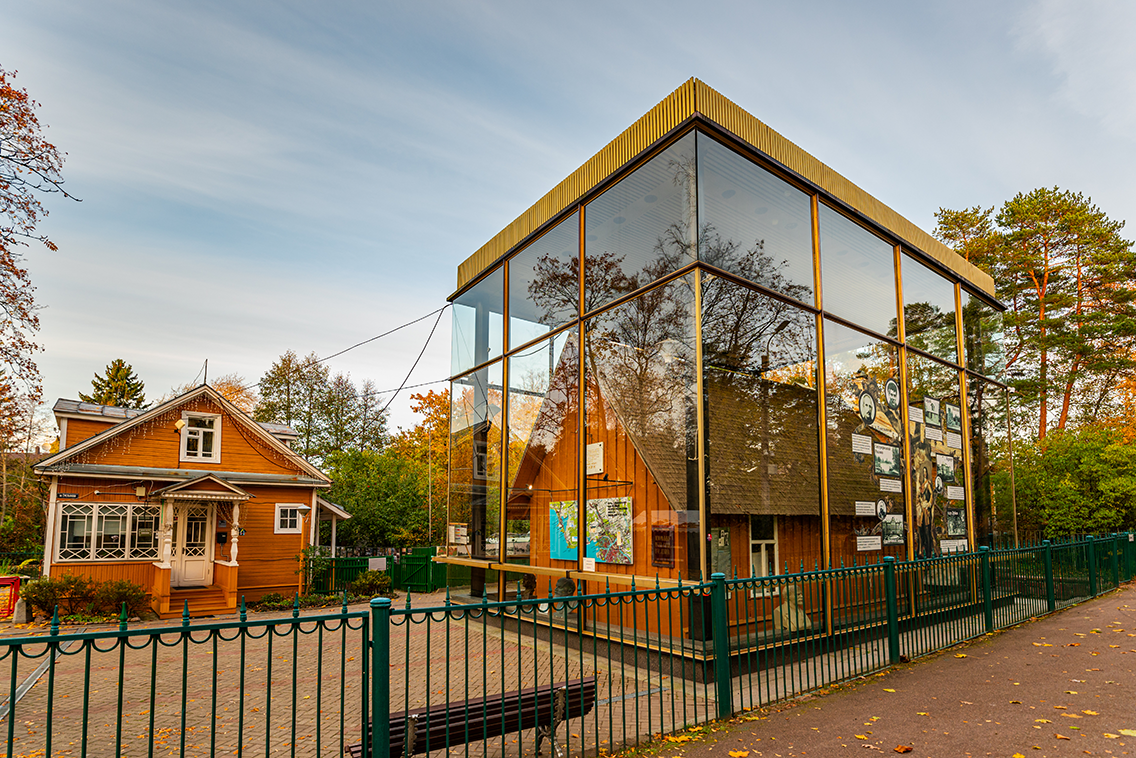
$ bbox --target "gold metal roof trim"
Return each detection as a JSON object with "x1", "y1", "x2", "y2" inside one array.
[{"x1": 456, "y1": 78, "x2": 994, "y2": 298}]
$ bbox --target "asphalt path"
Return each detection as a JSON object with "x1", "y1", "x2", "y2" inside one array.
[{"x1": 661, "y1": 583, "x2": 1136, "y2": 758}]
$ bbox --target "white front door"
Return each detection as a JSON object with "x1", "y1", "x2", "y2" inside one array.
[{"x1": 171, "y1": 503, "x2": 215, "y2": 587}]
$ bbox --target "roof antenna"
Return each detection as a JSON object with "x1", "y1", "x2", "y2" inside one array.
[{"x1": 204, "y1": 359, "x2": 208, "y2": 385}]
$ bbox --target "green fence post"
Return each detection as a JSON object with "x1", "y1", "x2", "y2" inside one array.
[
  {"x1": 370, "y1": 597, "x2": 391, "y2": 758},
  {"x1": 1043, "y1": 540, "x2": 1055, "y2": 613},
  {"x1": 883, "y1": 557, "x2": 899, "y2": 665},
  {"x1": 1087, "y1": 537, "x2": 1098, "y2": 597},
  {"x1": 1112, "y1": 534, "x2": 1120, "y2": 589},
  {"x1": 709, "y1": 572, "x2": 733, "y2": 719},
  {"x1": 979, "y1": 546, "x2": 993, "y2": 633}
]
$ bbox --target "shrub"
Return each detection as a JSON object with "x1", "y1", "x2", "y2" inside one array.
[
  {"x1": 21, "y1": 574, "x2": 98, "y2": 616},
  {"x1": 93, "y1": 580, "x2": 148, "y2": 617},
  {"x1": 347, "y1": 570, "x2": 392, "y2": 597}
]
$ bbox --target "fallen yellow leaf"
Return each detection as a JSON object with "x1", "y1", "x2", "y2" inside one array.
[
  {"x1": 883, "y1": 688, "x2": 896, "y2": 693},
  {"x1": 894, "y1": 746, "x2": 913, "y2": 754},
  {"x1": 856, "y1": 735, "x2": 868, "y2": 740},
  {"x1": 1120, "y1": 729, "x2": 1136, "y2": 737},
  {"x1": 728, "y1": 751, "x2": 750, "y2": 757},
  {"x1": 1083, "y1": 710, "x2": 1098, "y2": 715},
  {"x1": 954, "y1": 653, "x2": 967, "y2": 658},
  {"x1": 1056, "y1": 734, "x2": 1071, "y2": 740},
  {"x1": 916, "y1": 712, "x2": 929, "y2": 716},
  {"x1": 1065, "y1": 691, "x2": 1078, "y2": 694},
  {"x1": 1010, "y1": 700, "x2": 1022, "y2": 704},
  {"x1": 1104, "y1": 733, "x2": 1119, "y2": 738},
  {"x1": 1035, "y1": 719, "x2": 1052, "y2": 723},
  {"x1": 1062, "y1": 713, "x2": 1082, "y2": 719}
]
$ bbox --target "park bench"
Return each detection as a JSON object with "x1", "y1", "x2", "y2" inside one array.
[{"x1": 347, "y1": 675, "x2": 597, "y2": 758}]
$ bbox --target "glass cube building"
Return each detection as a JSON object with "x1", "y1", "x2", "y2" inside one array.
[{"x1": 442, "y1": 80, "x2": 1009, "y2": 599}]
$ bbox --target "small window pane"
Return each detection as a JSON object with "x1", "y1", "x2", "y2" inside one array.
[
  {"x1": 961, "y1": 289, "x2": 1006, "y2": 379},
  {"x1": 186, "y1": 434, "x2": 199, "y2": 455},
  {"x1": 698, "y1": 133, "x2": 814, "y2": 305},
  {"x1": 508, "y1": 212, "x2": 579, "y2": 348},
  {"x1": 902, "y1": 254, "x2": 958, "y2": 364},
  {"x1": 819, "y1": 205, "x2": 897, "y2": 337},
  {"x1": 451, "y1": 266, "x2": 505, "y2": 376},
  {"x1": 584, "y1": 132, "x2": 696, "y2": 314},
  {"x1": 201, "y1": 432, "x2": 214, "y2": 454},
  {"x1": 448, "y1": 361, "x2": 504, "y2": 561}
]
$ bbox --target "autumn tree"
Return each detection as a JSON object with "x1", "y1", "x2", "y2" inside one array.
[
  {"x1": 166, "y1": 371, "x2": 258, "y2": 413},
  {"x1": 936, "y1": 189, "x2": 1136, "y2": 439},
  {"x1": 1, "y1": 67, "x2": 74, "y2": 395},
  {"x1": 80, "y1": 358, "x2": 147, "y2": 408},
  {"x1": 388, "y1": 390, "x2": 449, "y2": 544}
]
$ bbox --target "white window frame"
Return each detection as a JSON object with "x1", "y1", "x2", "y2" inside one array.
[
  {"x1": 180, "y1": 412, "x2": 221, "y2": 463},
  {"x1": 274, "y1": 503, "x2": 304, "y2": 535},
  {"x1": 749, "y1": 515, "x2": 780, "y2": 596},
  {"x1": 56, "y1": 502, "x2": 162, "y2": 562}
]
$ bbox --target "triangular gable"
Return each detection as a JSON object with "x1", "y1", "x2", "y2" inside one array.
[
  {"x1": 35, "y1": 384, "x2": 329, "y2": 482},
  {"x1": 151, "y1": 474, "x2": 252, "y2": 501}
]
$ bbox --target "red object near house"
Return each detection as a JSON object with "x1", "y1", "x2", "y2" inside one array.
[{"x1": 0, "y1": 576, "x2": 20, "y2": 617}]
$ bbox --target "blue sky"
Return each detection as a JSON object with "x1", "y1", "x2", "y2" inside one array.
[{"x1": 6, "y1": 0, "x2": 1135, "y2": 431}]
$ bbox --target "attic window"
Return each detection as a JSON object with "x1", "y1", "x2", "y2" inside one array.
[{"x1": 181, "y1": 413, "x2": 221, "y2": 463}]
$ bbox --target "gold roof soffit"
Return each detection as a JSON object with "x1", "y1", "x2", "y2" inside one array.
[{"x1": 453, "y1": 78, "x2": 995, "y2": 299}]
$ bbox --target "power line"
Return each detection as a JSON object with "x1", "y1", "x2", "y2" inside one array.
[{"x1": 374, "y1": 305, "x2": 448, "y2": 415}]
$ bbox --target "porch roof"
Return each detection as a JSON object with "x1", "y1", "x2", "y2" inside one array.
[{"x1": 38, "y1": 462, "x2": 330, "y2": 488}]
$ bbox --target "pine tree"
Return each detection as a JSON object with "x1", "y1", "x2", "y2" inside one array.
[{"x1": 80, "y1": 359, "x2": 147, "y2": 408}]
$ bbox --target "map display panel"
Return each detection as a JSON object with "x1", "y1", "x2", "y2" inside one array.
[{"x1": 548, "y1": 497, "x2": 633, "y2": 565}]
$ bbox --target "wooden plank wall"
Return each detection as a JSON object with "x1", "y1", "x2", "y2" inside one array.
[{"x1": 71, "y1": 397, "x2": 300, "y2": 477}]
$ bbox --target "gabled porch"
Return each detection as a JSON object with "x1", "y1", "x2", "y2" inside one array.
[{"x1": 148, "y1": 475, "x2": 250, "y2": 617}]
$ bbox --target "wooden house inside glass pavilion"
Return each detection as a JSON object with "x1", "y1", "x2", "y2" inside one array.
[{"x1": 437, "y1": 80, "x2": 1010, "y2": 612}]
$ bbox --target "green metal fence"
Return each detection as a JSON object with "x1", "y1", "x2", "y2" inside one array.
[
  {"x1": 4, "y1": 533, "x2": 1136, "y2": 758},
  {"x1": 2, "y1": 599, "x2": 369, "y2": 758},
  {"x1": 311, "y1": 557, "x2": 372, "y2": 594}
]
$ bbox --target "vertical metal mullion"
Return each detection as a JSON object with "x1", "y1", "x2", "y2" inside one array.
[
  {"x1": 694, "y1": 267, "x2": 708, "y2": 583},
  {"x1": 578, "y1": 209, "x2": 587, "y2": 594}
]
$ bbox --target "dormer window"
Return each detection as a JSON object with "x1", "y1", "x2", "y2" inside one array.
[{"x1": 181, "y1": 413, "x2": 221, "y2": 463}]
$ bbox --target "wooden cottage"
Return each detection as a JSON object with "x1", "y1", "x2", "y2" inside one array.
[{"x1": 34, "y1": 385, "x2": 344, "y2": 617}]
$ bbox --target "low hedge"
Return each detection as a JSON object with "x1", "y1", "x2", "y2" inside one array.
[{"x1": 20, "y1": 575, "x2": 149, "y2": 618}]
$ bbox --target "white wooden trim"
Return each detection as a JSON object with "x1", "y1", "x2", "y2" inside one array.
[
  {"x1": 58, "y1": 418, "x2": 69, "y2": 451},
  {"x1": 179, "y1": 411, "x2": 222, "y2": 464},
  {"x1": 43, "y1": 477, "x2": 58, "y2": 568},
  {"x1": 274, "y1": 503, "x2": 304, "y2": 535}
]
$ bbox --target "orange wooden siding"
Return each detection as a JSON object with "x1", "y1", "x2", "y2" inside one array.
[
  {"x1": 72, "y1": 397, "x2": 302, "y2": 477},
  {"x1": 64, "y1": 418, "x2": 116, "y2": 448}
]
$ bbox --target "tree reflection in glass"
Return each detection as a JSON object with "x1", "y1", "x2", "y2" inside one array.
[
  {"x1": 697, "y1": 133, "x2": 815, "y2": 306},
  {"x1": 584, "y1": 275, "x2": 699, "y2": 578},
  {"x1": 899, "y1": 255, "x2": 958, "y2": 364}
]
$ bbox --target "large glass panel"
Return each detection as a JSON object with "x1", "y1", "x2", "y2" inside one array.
[
  {"x1": 451, "y1": 266, "x2": 504, "y2": 376},
  {"x1": 505, "y1": 329, "x2": 579, "y2": 578},
  {"x1": 907, "y1": 353, "x2": 966, "y2": 558},
  {"x1": 508, "y1": 212, "x2": 579, "y2": 349},
  {"x1": 584, "y1": 274, "x2": 699, "y2": 581},
  {"x1": 698, "y1": 133, "x2": 814, "y2": 305},
  {"x1": 961, "y1": 288, "x2": 1006, "y2": 379},
  {"x1": 447, "y1": 361, "x2": 504, "y2": 585},
  {"x1": 824, "y1": 321, "x2": 905, "y2": 567},
  {"x1": 819, "y1": 204, "x2": 897, "y2": 337},
  {"x1": 702, "y1": 274, "x2": 820, "y2": 576},
  {"x1": 584, "y1": 132, "x2": 696, "y2": 314},
  {"x1": 901, "y1": 254, "x2": 959, "y2": 364},
  {"x1": 968, "y1": 378, "x2": 1010, "y2": 546}
]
